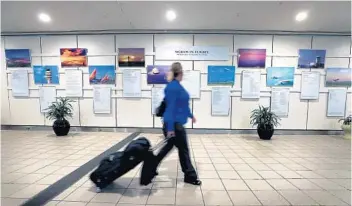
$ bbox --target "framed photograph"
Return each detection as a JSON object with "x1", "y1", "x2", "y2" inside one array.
[
  {"x1": 33, "y1": 65, "x2": 60, "y2": 84},
  {"x1": 147, "y1": 65, "x2": 169, "y2": 84},
  {"x1": 118, "y1": 48, "x2": 145, "y2": 67},
  {"x1": 266, "y1": 67, "x2": 295, "y2": 87},
  {"x1": 238, "y1": 48, "x2": 266, "y2": 68},
  {"x1": 325, "y1": 68, "x2": 352, "y2": 87},
  {"x1": 89, "y1": 65, "x2": 116, "y2": 85},
  {"x1": 60, "y1": 48, "x2": 88, "y2": 67},
  {"x1": 298, "y1": 49, "x2": 326, "y2": 69},
  {"x1": 5, "y1": 49, "x2": 31, "y2": 68}
]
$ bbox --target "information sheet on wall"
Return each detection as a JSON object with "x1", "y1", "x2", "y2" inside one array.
[
  {"x1": 65, "y1": 69, "x2": 83, "y2": 97},
  {"x1": 327, "y1": 89, "x2": 346, "y2": 117},
  {"x1": 39, "y1": 87, "x2": 56, "y2": 113},
  {"x1": 181, "y1": 70, "x2": 200, "y2": 99},
  {"x1": 155, "y1": 46, "x2": 229, "y2": 61},
  {"x1": 93, "y1": 87, "x2": 111, "y2": 114},
  {"x1": 123, "y1": 69, "x2": 141, "y2": 97},
  {"x1": 241, "y1": 71, "x2": 261, "y2": 99},
  {"x1": 211, "y1": 87, "x2": 231, "y2": 116},
  {"x1": 271, "y1": 88, "x2": 290, "y2": 117},
  {"x1": 151, "y1": 87, "x2": 165, "y2": 115},
  {"x1": 11, "y1": 70, "x2": 29, "y2": 97},
  {"x1": 301, "y1": 71, "x2": 320, "y2": 100}
]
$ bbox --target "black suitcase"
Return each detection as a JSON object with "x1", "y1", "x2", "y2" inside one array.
[{"x1": 90, "y1": 137, "x2": 151, "y2": 191}]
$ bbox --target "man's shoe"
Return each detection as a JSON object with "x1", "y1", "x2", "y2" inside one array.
[{"x1": 184, "y1": 178, "x2": 202, "y2": 185}]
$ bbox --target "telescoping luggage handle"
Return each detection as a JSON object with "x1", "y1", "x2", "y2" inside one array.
[{"x1": 150, "y1": 136, "x2": 173, "y2": 152}]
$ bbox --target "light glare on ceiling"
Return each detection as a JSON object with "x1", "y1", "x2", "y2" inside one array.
[
  {"x1": 38, "y1": 13, "x2": 51, "y2": 23},
  {"x1": 295, "y1": 11, "x2": 308, "y2": 22},
  {"x1": 166, "y1": 10, "x2": 176, "y2": 21}
]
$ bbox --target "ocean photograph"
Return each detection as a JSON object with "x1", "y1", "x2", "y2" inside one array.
[{"x1": 267, "y1": 67, "x2": 295, "y2": 87}]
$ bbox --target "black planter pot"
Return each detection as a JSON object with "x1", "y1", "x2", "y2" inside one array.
[
  {"x1": 257, "y1": 126, "x2": 274, "y2": 140},
  {"x1": 53, "y1": 119, "x2": 70, "y2": 136}
]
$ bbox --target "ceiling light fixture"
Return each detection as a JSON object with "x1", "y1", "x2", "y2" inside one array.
[
  {"x1": 166, "y1": 10, "x2": 176, "y2": 21},
  {"x1": 38, "y1": 13, "x2": 51, "y2": 23},
  {"x1": 295, "y1": 11, "x2": 308, "y2": 22}
]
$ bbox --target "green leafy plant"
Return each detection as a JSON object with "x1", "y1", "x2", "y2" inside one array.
[
  {"x1": 45, "y1": 97, "x2": 74, "y2": 121},
  {"x1": 250, "y1": 105, "x2": 280, "y2": 130},
  {"x1": 339, "y1": 115, "x2": 352, "y2": 125}
]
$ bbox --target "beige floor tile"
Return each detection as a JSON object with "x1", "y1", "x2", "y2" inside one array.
[
  {"x1": 34, "y1": 165, "x2": 62, "y2": 174},
  {"x1": 287, "y1": 179, "x2": 322, "y2": 190},
  {"x1": 176, "y1": 188, "x2": 203, "y2": 205},
  {"x1": 1, "y1": 183, "x2": 29, "y2": 197},
  {"x1": 53, "y1": 187, "x2": 76, "y2": 200},
  {"x1": 146, "y1": 188, "x2": 176, "y2": 205},
  {"x1": 304, "y1": 190, "x2": 348, "y2": 206},
  {"x1": 237, "y1": 170, "x2": 262, "y2": 179},
  {"x1": 228, "y1": 191, "x2": 261, "y2": 205},
  {"x1": 214, "y1": 163, "x2": 234, "y2": 171},
  {"x1": 245, "y1": 180, "x2": 274, "y2": 190},
  {"x1": 10, "y1": 184, "x2": 48, "y2": 198},
  {"x1": 309, "y1": 178, "x2": 347, "y2": 190},
  {"x1": 218, "y1": 170, "x2": 240, "y2": 179},
  {"x1": 118, "y1": 189, "x2": 150, "y2": 204},
  {"x1": 152, "y1": 179, "x2": 176, "y2": 188},
  {"x1": 328, "y1": 190, "x2": 351, "y2": 205},
  {"x1": 56, "y1": 201, "x2": 87, "y2": 206},
  {"x1": 201, "y1": 179, "x2": 225, "y2": 190},
  {"x1": 36, "y1": 174, "x2": 65, "y2": 185},
  {"x1": 222, "y1": 179, "x2": 250, "y2": 191},
  {"x1": 64, "y1": 188, "x2": 96, "y2": 202},
  {"x1": 257, "y1": 170, "x2": 282, "y2": 179},
  {"x1": 279, "y1": 190, "x2": 319, "y2": 205},
  {"x1": 202, "y1": 190, "x2": 232, "y2": 205},
  {"x1": 44, "y1": 201, "x2": 59, "y2": 206},
  {"x1": 198, "y1": 170, "x2": 219, "y2": 179},
  {"x1": 253, "y1": 190, "x2": 290, "y2": 205},
  {"x1": 1, "y1": 198, "x2": 28, "y2": 206},
  {"x1": 90, "y1": 189, "x2": 124, "y2": 203},
  {"x1": 267, "y1": 179, "x2": 298, "y2": 190}
]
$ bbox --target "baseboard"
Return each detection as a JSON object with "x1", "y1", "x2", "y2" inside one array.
[{"x1": 1, "y1": 125, "x2": 343, "y2": 135}]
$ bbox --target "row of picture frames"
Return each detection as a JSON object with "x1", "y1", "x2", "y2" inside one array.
[
  {"x1": 33, "y1": 85, "x2": 350, "y2": 117},
  {"x1": 5, "y1": 47, "x2": 329, "y2": 69},
  {"x1": 11, "y1": 65, "x2": 352, "y2": 89},
  {"x1": 11, "y1": 69, "x2": 348, "y2": 117}
]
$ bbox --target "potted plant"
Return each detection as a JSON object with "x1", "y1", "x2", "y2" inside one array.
[
  {"x1": 250, "y1": 106, "x2": 280, "y2": 140},
  {"x1": 339, "y1": 115, "x2": 351, "y2": 139},
  {"x1": 45, "y1": 97, "x2": 74, "y2": 136}
]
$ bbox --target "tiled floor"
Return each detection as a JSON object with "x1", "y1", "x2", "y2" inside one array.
[{"x1": 1, "y1": 131, "x2": 351, "y2": 206}]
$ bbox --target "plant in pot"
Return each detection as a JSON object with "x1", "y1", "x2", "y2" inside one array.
[
  {"x1": 339, "y1": 115, "x2": 351, "y2": 140},
  {"x1": 250, "y1": 105, "x2": 280, "y2": 140},
  {"x1": 45, "y1": 97, "x2": 74, "y2": 136}
]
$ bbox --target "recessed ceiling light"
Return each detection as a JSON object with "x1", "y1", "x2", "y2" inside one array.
[
  {"x1": 166, "y1": 10, "x2": 176, "y2": 21},
  {"x1": 38, "y1": 13, "x2": 51, "y2": 23},
  {"x1": 295, "y1": 11, "x2": 308, "y2": 22}
]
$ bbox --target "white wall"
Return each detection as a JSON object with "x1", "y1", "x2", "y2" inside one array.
[{"x1": 1, "y1": 34, "x2": 351, "y2": 130}]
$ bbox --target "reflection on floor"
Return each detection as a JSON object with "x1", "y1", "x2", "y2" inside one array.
[{"x1": 1, "y1": 131, "x2": 351, "y2": 206}]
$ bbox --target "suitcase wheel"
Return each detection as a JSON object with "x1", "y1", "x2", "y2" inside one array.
[{"x1": 95, "y1": 187, "x2": 102, "y2": 193}]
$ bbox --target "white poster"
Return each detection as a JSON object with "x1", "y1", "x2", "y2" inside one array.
[
  {"x1": 11, "y1": 70, "x2": 29, "y2": 97},
  {"x1": 181, "y1": 70, "x2": 200, "y2": 99},
  {"x1": 65, "y1": 69, "x2": 83, "y2": 97},
  {"x1": 241, "y1": 71, "x2": 261, "y2": 99},
  {"x1": 301, "y1": 71, "x2": 320, "y2": 100},
  {"x1": 151, "y1": 87, "x2": 165, "y2": 115},
  {"x1": 93, "y1": 87, "x2": 111, "y2": 114},
  {"x1": 211, "y1": 87, "x2": 231, "y2": 116},
  {"x1": 39, "y1": 87, "x2": 56, "y2": 113},
  {"x1": 327, "y1": 89, "x2": 347, "y2": 117},
  {"x1": 155, "y1": 46, "x2": 229, "y2": 61},
  {"x1": 271, "y1": 88, "x2": 290, "y2": 117},
  {"x1": 123, "y1": 69, "x2": 141, "y2": 97}
]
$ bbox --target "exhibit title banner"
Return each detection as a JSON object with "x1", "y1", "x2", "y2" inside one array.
[{"x1": 155, "y1": 46, "x2": 229, "y2": 61}]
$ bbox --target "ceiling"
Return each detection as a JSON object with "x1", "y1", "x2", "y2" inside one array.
[{"x1": 1, "y1": 1, "x2": 351, "y2": 34}]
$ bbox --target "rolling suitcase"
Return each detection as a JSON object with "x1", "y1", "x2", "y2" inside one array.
[{"x1": 90, "y1": 137, "x2": 151, "y2": 192}]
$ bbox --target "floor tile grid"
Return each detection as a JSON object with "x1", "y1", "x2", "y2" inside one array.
[{"x1": 1, "y1": 131, "x2": 130, "y2": 205}]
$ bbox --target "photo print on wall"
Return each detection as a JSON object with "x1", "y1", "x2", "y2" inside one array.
[
  {"x1": 238, "y1": 48, "x2": 266, "y2": 68},
  {"x1": 33, "y1": 65, "x2": 60, "y2": 84},
  {"x1": 298, "y1": 49, "x2": 326, "y2": 69},
  {"x1": 60, "y1": 48, "x2": 88, "y2": 67},
  {"x1": 325, "y1": 68, "x2": 352, "y2": 87},
  {"x1": 147, "y1": 65, "x2": 170, "y2": 84},
  {"x1": 5, "y1": 49, "x2": 31, "y2": 68},
  {"x1": 118, "y1": 48, "x2": 145, "y2": 67},
  {"x1": 208, "y1": 65, "x2": 235, "y2": 85},
  {"x1": 89, "y1": 65, "x2": 116, "y2": 85},
  {"x1": 266, "y1": 67, "x2": 295, "y2": 87}
]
